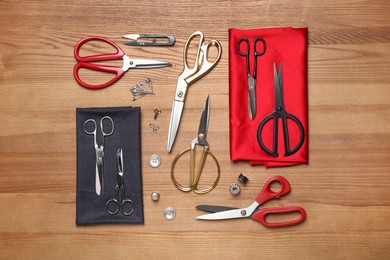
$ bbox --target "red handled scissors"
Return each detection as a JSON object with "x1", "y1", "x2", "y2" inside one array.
[
  {"x1": 73, "y1": 36, "x2": 172, "y2": 89},
  {"x1": 196, "y1": 176, "x2": 306, "y2": 227}
]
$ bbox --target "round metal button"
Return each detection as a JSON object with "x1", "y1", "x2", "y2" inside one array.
[
  {"x1": 163, "y1": 207, "x2": 176, "y2": 220},
  {"x1": 230, "y1": 183, "x2": 241, "y2": 196},
  {"x1": 151, "y1": 192, "x2": 160, "y2": 201},
  {"x1": 148, "y1": 154, "x2": 161, "y2": 168}
]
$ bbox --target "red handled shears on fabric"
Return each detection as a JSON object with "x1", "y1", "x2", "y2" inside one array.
[
  {"x1": 73, "y1": 36, "x2": 172, "y2": 89},
  {"x1": 196, "y1": 176, "x2": 306, "y2": 227}
]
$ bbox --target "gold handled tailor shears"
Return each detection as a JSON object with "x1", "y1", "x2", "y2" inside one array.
[
  {"x1": 167, "y1": 31, "x2": 222, "y2": 152},
  {"x1": 171, "y1": 96, "x2": 220, "y2": 194}
]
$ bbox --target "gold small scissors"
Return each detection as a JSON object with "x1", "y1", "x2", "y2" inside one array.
[
  {"x1": 167, "y1": 31, "x2": 222, "y2": 152},
  {"x1": 171, "y1": 96, "x2": 220, "y2": 194}
]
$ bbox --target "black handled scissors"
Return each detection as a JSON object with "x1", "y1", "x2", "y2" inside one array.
[
  {"x1": 106, "y1": 149, "x2": 134, "y2": 216},
  {"x1": 237, "y1": 37, "x2": 266, "y2": 120},
  {"x1": 257, "y1": 63, "x2": 305, "y2": 157}
]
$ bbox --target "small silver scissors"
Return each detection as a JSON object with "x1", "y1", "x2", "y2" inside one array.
[
  {"x1": 84, "y1": 116, "x2": 114, "y2": 196},
  {"x1": 167, "y1": 31, "x2": 222, "y2": 152},
  {"x1": 106, "y1": 149, "x2": 134, "y2": 216}
]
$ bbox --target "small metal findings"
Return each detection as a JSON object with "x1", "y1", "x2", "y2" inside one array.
[
  {"x1": 130, "y1": 78, "x2": 155, "y2": 101},
  {"x1": 163, "y1": 207, "x2": 176, "y2": 220},
  {"x1": 150, "y1": 123, "x2": 160, "y2": 133},
  {"x1": 148, "y1": 154, "x2": 161, "y2": 168},
  {"x1": 151, "y1": 192, "x2": 160, "y2": 201},
  {"x1": 230, "y1": 183, "x2": 241, "y2": 196},
  {"x1": 238, "y1": 173, "x2": 248, "y2": 184},
  {"x1": 153, "y1": 109, "x2": 161, "y2": 120}
]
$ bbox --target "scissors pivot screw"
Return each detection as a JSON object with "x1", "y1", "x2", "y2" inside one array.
[
  {"x1": 177, "y1": 91, "x2": 183, "y2": 98},
  {"x1": 198, "y1": 133, "x2": 205, "y2": 140},
  {"x1": 241, "y1": 210, "x2": 247, "y2": 216}
]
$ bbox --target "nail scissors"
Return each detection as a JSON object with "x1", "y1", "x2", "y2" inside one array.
[
  {"x1": 123, "y1": 34, "x2": 175, "y2": 46},
  {"x1": 73, "y1": 36, "x2": 172, "y2": 89},
  {"x1": 170, "y1": 96, "x2": 220, "y2": 194},
  {"x1": 84, "y1": 116, "x2": 114, "y2": 196},
  {"x1": 237, "y1": 37, "x2": 266, "y2": 120},
  {"x1": 257, "y1": 63, "x2": 305, "y2": 157},
  {"x1": 106, "y1": 149, "x2": 134, "y2": 216},
  {"x1": 167, "y1": 31, "x2": 222, "y2": 152},
  {"x1": 196, "y1": 176, "x2": 306, "y2": 227}
]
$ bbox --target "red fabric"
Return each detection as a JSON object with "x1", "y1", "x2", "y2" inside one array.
[{"x1": 229, "y1": 27, "x2": 308, "y2": 167}]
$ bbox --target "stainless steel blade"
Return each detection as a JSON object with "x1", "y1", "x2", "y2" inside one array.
[
  {"x1": 197, "y1": 95, "x2": 210, "y2": 140},
  {"x1": 196, "y1": 201, "x2": 259, "y2": 220},
  {"x1": 96, "y1": 163, "x2": 103, "y2": 196},
  {"x1": 196, "y1": 205, "x2": 239, "y2": 213},
  {"x1": 167, "y1": 100, "x2": 184, "y2": 152},
  {"x1": 248, "y1": 76, "x2": 256, "y2": 119},
  {"x1": 122, "y1": 34, "x2": 140, "y2": 41},
  {"x1": 132, "y1": 59, "x2": 172, "y2": 68}
]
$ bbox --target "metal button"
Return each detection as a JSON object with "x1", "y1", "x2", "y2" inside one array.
[
  {"x1": 151, "y1": 192, "x2": 160, "y2": 201},
  {"x1": 163, "y1": 207, "x2": 176, "y2": 220},
  {"x1": 148, "y1": 154, "x2": 161, "y2": 168},
  {"x1": 230, "y1": 183, "x2": 241, "y2": 195}
]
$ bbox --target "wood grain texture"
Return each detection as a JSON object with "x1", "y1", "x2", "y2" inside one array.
[{"x1": 0, "y1": 0, "x2": 389, "y2": 259}]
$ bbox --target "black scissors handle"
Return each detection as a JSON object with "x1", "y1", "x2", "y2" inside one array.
[
  {"x1": 257, "y1": 111, "x2": 305, "y2": 157},
  {"x1": 236, "y1": 38, "x2": 266, "y2": 79}
]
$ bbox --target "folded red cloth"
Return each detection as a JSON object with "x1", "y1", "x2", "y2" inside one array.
[{"x1": 229, "y1": 27, "x2": 308, "y2": 167}]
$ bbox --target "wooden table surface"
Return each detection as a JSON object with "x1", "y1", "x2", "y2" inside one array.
[{"x1": 1, "y1": 0, "x2": 389, "y2": 259}]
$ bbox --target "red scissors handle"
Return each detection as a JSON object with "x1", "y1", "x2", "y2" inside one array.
[
  {"x1": 73, "y1": 62, "x2": 124, "y2": 89},
  {"x1": 73, "y1": 36, "x2": 126, "y2": 89},
  {"x1": 74, "y1": 36, "x2": 125, "y2": 62},
  {"x1": 251, "y1": 206, "x2": 307, "y2": 227},
  {"x1": 255, "y1": 176, "x2": 291, "y2": 205}
]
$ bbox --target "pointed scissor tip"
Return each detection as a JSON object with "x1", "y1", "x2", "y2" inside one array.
[{"x1": 122, "y1": 34, "x2": 139, "y2": 40}]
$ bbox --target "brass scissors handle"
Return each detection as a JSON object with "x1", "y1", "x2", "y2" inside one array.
[
  {"x1": 181, "y1": 31, "x2": 222, "y2": 86},
  {"x1": 171, "y1": 146, "x2": 220, "y2": 194}
]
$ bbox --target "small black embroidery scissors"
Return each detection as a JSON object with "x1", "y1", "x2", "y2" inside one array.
[{"x1": 237, "y1": 37, "x2": 266, "y2": 120}]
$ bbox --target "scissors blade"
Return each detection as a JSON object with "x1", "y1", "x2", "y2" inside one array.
[
  {"x1": 96, "y1": 163, "x2": 103, "y2": 196},
  {"x1": 122, "y1": 34, "x2": 140, "y2": 41},
  {"x1": 196, "y1": 201, "x2": 259, "y2": 220},
  {"x1": 116, "y1": 148, "x2": 124, "y2": 186},
  {"x1": 196, "y1": 205, "x2": 239, "y2": 213},
  {"x1": 130, "y1": 59, "x2": 172, "y2": 69},
  {"x1": 248, "y1": 76, "x2": 256, "y2": 119},
  {"x1": 197, "y1": 95, "x2": 210, "y2": 139},
  {"x1": 274, "y1": 63, "x2": 284, "y2": 108},
  {"x1": 167, "y1": 100, "x2": 184, "y2": 152}
]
